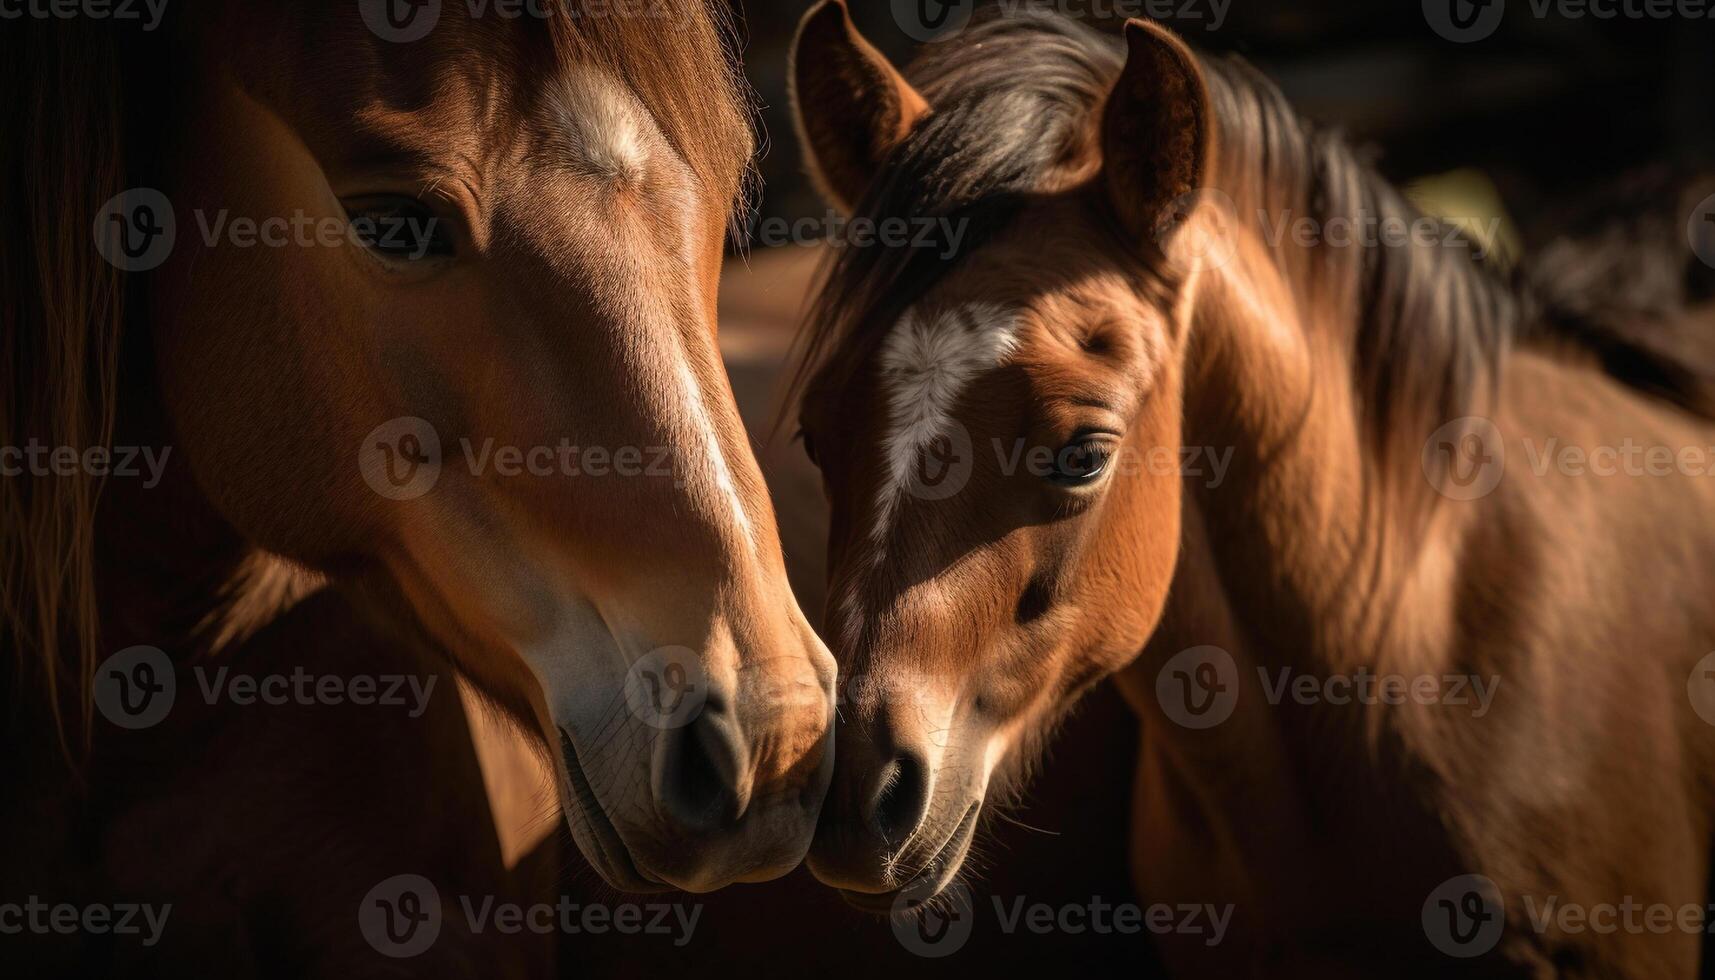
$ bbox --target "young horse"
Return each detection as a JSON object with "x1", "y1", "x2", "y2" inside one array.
[
  {"x1": 789, "y1": 3, "x2": 1715, "y2": 975},
  {"x1": 3, "y1": 0, "x2": 833, "y2": 915}
]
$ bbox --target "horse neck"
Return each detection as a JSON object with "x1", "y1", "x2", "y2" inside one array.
[{"x1": 1168, "y1": 190, "x2": 1509, "y2": 676}]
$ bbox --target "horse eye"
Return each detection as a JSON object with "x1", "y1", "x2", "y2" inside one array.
[
  {"x1": 344, "y1": 196, "x2": 454, "y2": 260},
  {"x1": 1048, "y1": 438, "x2": 1113, "y2": 486}
]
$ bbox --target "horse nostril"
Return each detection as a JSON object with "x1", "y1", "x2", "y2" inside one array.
[
  {"x1": 656, "y1": 705, "x2": 748, "y2": 833},
  {"x1": 869, "y1": 749, "x2": 930, "y2": 844},
  {"x1": 1015, "y1": 574, "x2": 1054, "y2": 624}
]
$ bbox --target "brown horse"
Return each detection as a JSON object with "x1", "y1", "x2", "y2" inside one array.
[
  {"x1": 3, "y1": 0, "x2": 834, "y2": 929},
  {"x1": 788, "y1": 2, "x2": 1715, "y2": 975}
]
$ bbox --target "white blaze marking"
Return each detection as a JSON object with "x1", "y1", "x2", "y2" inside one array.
[
  {"x1": 870, "y1": 303, "x2": 1019, "y2": 544},
  {"x1": 547, "y1": 67, "x2": 652, "y2": 184},
  {"x1": 656, "y1": 178, "x2": 753, "y2": 554},
  {"x1": 669, "y1": 336, "x2": 757, "y2": 555},
  {"x1": 544, "y1": 68, "x2": 751, "y2": 553}
]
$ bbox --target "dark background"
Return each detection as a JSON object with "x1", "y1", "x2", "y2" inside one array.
[{"x1": 730, "y1": 0, "x2": 1715, "y2": 251}]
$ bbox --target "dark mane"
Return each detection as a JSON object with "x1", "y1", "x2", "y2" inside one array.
[
  {"x1": 1195, "y1": 51, "x2": 1715, "y2": 451},
  {"x1": 1192, "y1": 51, "x2": 1525, "y2": 486},
  {"x1": 792, "y1": 5, "x2": 1715, "y2": 457},
  {"x1": 2, "y1": 14, "x2": 130, "y2": 762}
]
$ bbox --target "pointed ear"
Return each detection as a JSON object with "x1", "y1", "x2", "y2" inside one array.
[
  {"x1": 789, "y1": 0, "x2": 930, "y2": 214},
  {"x1": 1101, "y1": 19, "x2": 1212, "y2": 248}
]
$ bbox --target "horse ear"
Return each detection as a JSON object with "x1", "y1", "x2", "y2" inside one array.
[
  {"x1": 1100, "y1": 19, "x2": 1212, "y2": 249},
  {"x1": 789, "y1": 0, "x2": 929, "y2": 214}
]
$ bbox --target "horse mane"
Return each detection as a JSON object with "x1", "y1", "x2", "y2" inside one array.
[
  {"x1": 1190, "y1": 52, "x2": 1532, "y2": 495},
  {"x1": 0, "y1": 0, "x2": 757, "y2": 763},
  {"x1": 1, "y1": 17, "x2": 130, "y2": 761},
  {"x1": 791, "y1": 5, "x2": 1715, "y2": 467}
]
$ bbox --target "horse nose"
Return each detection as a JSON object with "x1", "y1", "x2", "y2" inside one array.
[
  {"x1": 809, "y1": 712, "x2": 935, "y2": 890},
  {"x1": 653, "y1": 696, "x2": 750, "y2": 833},
  {"x1": 863, "y1": 742, "x2": 930, "y2": 843}
]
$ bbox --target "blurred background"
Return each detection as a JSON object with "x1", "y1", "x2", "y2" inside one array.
[{"x1": 730, "y1": 0, "x2": 1715, "y2": 253}]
